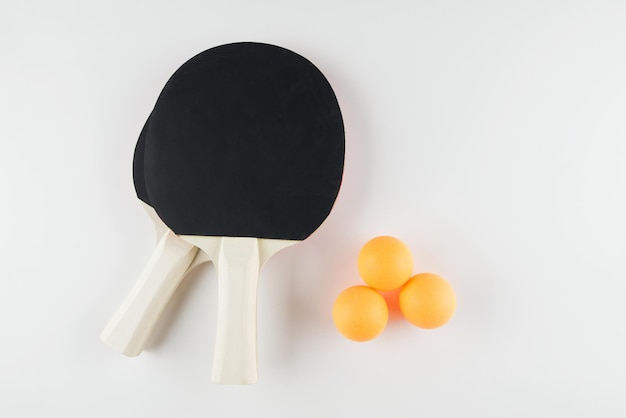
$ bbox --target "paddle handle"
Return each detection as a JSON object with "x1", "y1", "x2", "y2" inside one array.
[
  {"x1": 142, "y1": 201, "x2": 211, "y2": 271},
  {"x1": 101, "y1": 230, "x2": 198, "y2": 356},
  {"x1": 212, "y1": 237, "x2": 260, "y2": 384}
]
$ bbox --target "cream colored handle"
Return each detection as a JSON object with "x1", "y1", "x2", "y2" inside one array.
[
  {"x1": 101, "y1": 230, "x2": 198, "y2": 356},
  {"x1": 179, "y1": 235, "x2": 298, "y2": 384},
  {"x1": 212, "y1": 237, "x2": 260, "y2": 385}
]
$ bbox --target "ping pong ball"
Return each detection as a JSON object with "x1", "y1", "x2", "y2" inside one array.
[
  {"x1": 333, "y1": 286, "x2": 388, "y2": 342},
  {"x1": 357, "y1": 236, "x2": 413, "y2": 291},
  {"x1": 399, "y1": 273, "x2": 456, "y2": 329}
]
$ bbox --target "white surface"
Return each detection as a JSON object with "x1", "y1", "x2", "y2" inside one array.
[{"x1": 2, "y1": 0, "x2": 626, "y2": 416}]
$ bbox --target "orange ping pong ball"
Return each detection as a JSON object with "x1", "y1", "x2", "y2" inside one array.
[
  {"x1": 332, "y1": 286, "x2": 388, "y2": 342},
  {"x1": 399, "y1": 273, "x2": 456, "y2": 329},
  {"x1": 357, "y1": 236, "x2": 413, "y2": 291}
]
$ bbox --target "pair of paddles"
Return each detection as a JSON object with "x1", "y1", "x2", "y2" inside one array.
[{"x1": 101, "y1": 42, "x2": 345, "y2": 384}]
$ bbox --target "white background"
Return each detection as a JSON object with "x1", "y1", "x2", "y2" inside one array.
[{"x1": 2, "y1": 0, "x2": 625, "y2": 416}]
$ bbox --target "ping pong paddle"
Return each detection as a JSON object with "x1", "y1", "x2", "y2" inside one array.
[
  {"x1": 101, "y1": 116, "x2": 209, "y2": 356},
  {"x1": 144, "y1": 42, "x2": 345, "y2": 384}
]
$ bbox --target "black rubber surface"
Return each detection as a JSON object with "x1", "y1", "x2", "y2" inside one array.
[
  {"x1": 144, "y1": 42, "x2": 345, "y2": 240},
  {"x1": 132, "y1": 116, "x2": 151, "y2": 204}
]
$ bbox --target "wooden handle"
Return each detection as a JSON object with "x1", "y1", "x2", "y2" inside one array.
[
  {"x1": 179, "y1": 235, "x2": 298, "y2": 384},
  {"x1": 212, "y1": 237, "x2": 260, "y2": 384},
  {"x1": 101, "y1": 230, "x2": 198, "y2": 356}
]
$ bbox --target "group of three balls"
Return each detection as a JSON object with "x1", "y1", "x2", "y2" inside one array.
[{"x1": 333, "y1": 236, "x2": 456, "y2": 342}]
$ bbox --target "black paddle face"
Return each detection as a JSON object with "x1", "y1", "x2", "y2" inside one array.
[
  {"x1": 132, "y1": 115, "x2": 151, "y2": 204},
  {"x1": 144, "y1": 42, "x2": 345, "y2": 240}
]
